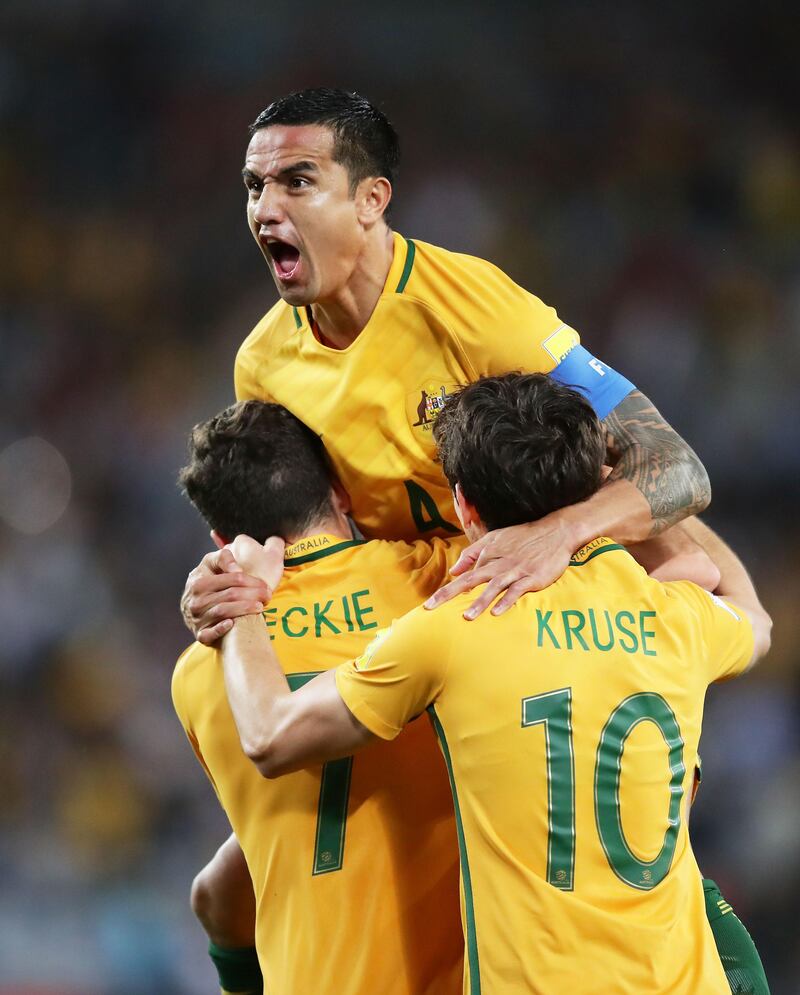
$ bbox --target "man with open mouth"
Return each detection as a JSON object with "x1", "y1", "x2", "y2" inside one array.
[{"x1": 178, "y1": 89, "x2": 769, "y2": 995}]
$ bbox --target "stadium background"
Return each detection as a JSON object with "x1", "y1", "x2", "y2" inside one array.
[{"x1": 1, "y1": 1, "x2": 798, "y2": 991}]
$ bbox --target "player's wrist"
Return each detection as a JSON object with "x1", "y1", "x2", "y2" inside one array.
[{"x1": 550, "y1": 503, "x2": 593, "y2": 553}]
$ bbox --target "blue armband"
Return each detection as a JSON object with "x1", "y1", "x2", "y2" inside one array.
[{"x1": 549, "y1": 346, "x2": 636, "y2": 420}]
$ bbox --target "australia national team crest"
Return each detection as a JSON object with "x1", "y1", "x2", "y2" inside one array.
[{"x1": 407, "y1": 381, "x2": 459, "y2": 436}]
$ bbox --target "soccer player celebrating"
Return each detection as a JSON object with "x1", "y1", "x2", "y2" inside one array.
[
  {"x1": 218, "y1": 375, "x2": 772, "y2": 995},
  {"x1": 174, "y1": 401, "x2": 468, "y2": 995},
  {"x1": 182, "y1": 87, "x2": 712, "y2": 641}
]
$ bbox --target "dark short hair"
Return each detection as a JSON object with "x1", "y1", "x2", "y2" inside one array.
[
  {"x1": 250, "y1": 88, "x2": 400, "y2": 197},
  {"x1": 178, "y1": 401, "x2": 334, "y2": 543},
  {"x1": 433, "y1": 374, "x2": 605, "y2": 531}
]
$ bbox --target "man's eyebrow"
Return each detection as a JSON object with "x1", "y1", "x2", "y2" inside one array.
[
  {"x1": 275, "y1": 161, "x2": 319, "y2": 180},
  {"x1": 242, "y1": 161, "x2": 319, "y2": 185}
]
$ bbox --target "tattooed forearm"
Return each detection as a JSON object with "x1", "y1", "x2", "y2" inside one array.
[{"x1": 602, "y1": 391, "x2": 711, "y2": 535}]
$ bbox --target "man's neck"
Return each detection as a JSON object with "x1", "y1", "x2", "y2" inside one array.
[
  {"x1": 284, "y1": 516, "x2": 353, "y2": 548},
  {"x1": 310, "y1": 226, "x2": 395, "y2": 350}
]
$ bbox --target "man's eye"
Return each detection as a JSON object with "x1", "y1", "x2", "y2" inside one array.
[
  {"x1": 289, "y1": 177, "x2": 309, "y2": 189},
  {"x1": 248, "y1": 182, "x2": 262, "y2": 195}
]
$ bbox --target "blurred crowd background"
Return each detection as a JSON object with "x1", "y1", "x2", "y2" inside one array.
[{"x1": 1, "y1": 0, "x2": 798, "y2": 991}]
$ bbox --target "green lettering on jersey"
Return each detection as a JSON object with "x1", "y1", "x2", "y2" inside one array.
[
  {"x1": 594, "y1": 693, "x2": 684, "y2": 890},
  {"x1": 562, "y1": 610, "x2": 589, "y2": 651},
  {"x1": 588, "y1": 608, "x2": 615, "y2": 652},
  {"x1": 615, "y1": 611, "x2": 639, "y2": 653},
  {"x1": 314, "y1": 600, "x2": 340, "y2": 637},
  {"x1": 536, "y1": 609, "x2": 560, "y2": 649},
  {"x1": 352, "y1": 589, "x2": 377, "y2": 631},
  {"x1": 640, "y1": 611, "x2": 657, "y2": 656},
  {"x1": 404, "y1": 480, "x2": 460, "y2": 535},
  {"x1": 262, "y1": 607, "x2": 278, "y2": 642},
  {"x1": 342, "y1": 594, "x2": 355, "y2": 633},
  {"x1": 282, "y1": 606, "x2": 309, "y2": 638}
]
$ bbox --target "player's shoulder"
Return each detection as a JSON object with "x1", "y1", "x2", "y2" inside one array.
[
  {"x1": 236, "y1": 299, "x2": 295, "y2": 361},
  {"x1": 235, "y1": 298, "x2": 299, "y2": 398},
  {"x1": 659, "y1": 578, "x2": 742, "y2": 623},
  {"x1": 398, "y1": 234, "x2": 563, "y2": 358},
  {"x1": 404, "y1": 236, "x2": 527, "y2": 304},
  {"x1": 172, "y1": 640, "x2": 216, "y2": 702},
  {"x1": 365, "y1": 534, "x2": 466, "y2": 574}
]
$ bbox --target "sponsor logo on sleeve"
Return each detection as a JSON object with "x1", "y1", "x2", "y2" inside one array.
[{"x1": 542, "y1": 324, "x2": 580, "y2": 364}]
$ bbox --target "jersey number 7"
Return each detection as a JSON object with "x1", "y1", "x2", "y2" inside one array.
[{"x1": 288, "y1": 672, "x2": 353, "y2": 875}]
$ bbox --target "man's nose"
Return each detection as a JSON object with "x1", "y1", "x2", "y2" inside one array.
[{"x1": 252, "y1": 184, "x2": 284, "y2": 227}]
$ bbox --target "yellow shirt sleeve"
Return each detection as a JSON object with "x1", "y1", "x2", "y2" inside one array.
[
  {"x1": 664, "y1": 582, "x2": 755, "y2": 683},
  {"x1": 335, "y1": 606, "x2": 451, "y2": 740},
  {"x1": 440, "y1": 253, "x2": 580, "y2": 377},
  {"x1": 172, "y1": 648, "x2": 220, "y2": 795},
  {"x1": 234, "y1": 337, "x2": 266, "y2": 401}
]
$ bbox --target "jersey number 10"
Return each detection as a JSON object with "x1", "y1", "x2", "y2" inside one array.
[{"x1": 522, "y1": 688, "x2": 685, "y2": 892}]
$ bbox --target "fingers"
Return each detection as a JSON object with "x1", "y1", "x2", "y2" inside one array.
[
  {"x1": 198, "y1": 546, "x2": 243, "y2": 575},
  {"x1": 448, "y1": 534, "x2": 490, "y2": 577},
  {"x1": 197, "y1": 619, "x2": 234, "y2": 645},
  {"x1": 195, "y1": 598, "x2": 268, "y2": 645},
  {"x1": 488, "y1": 578, "x2": 539, "y2": 616},
  {"x1": 230, "y1": 534, "x2": 286, "y2": 589},
  {"x1": 461, "y1": 570, "x2": 525, "y2": 619},
  {"x1": 424, "y1": 567, "x2": 497, "y2": 610},
  {"x1": 183, "y1": 576, "x2": 271, "y2": 637}
]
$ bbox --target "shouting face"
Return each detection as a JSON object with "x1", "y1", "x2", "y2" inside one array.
[{"x1": 243, "y1": 124, "x2": 370, "y2": 307}]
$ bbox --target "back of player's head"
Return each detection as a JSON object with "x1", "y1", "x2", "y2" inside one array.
[
  {"x1": 250, "y1": 88, "x2": 400, "y2": 194},
  {"x1": 433, "y1": 373, "x2": 605, "y2": 531},
  {"x1": 179, "y1": 401, "x2": 334, "y2": 543}
]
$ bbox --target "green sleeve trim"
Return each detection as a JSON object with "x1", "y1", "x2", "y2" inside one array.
[
  {"x1": 568, "y1": 543, "x2": 626, "y2": 567},
  {"x1": 292, "y1": 306, "x2": 303, "y2": 329},
  {"x1": 283, "y1": 538, "x2": 366, "y2": 566},
  {"x1": 208, "y1": 943, "x2": 262, "y2": 994},
  {"x1": 427, "y1": 705, "x2": 482, "y2": 993},
  {"x1": 395, "y1": 238, "x2": 416, "y2": 294}
]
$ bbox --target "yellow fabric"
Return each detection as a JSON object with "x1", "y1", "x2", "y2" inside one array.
[
  {"x1": 336, "y1": 538, "x2": 754, "y2": 994},
  {"x1": 173, "y1": 534, "x2": 467, "y2": 995},
  {"x1": 235, "y1": 232, "x2": 579, "y2": 541}
]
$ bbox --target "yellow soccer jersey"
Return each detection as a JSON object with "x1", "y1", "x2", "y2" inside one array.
[
  {"x1": 336, "y1": 538, "x2": 755, "y2": 994},
  {"x1": 173, "y1": 533, "x2": 467, "y2": 995},
  {"x1": 235, "y1": 232, "x2": 633, "y2": 541}
]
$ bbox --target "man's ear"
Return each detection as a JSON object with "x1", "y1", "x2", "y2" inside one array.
[
  {"x1": 330, "y1": 478, "x2": 352, "y2": 516},
  {"x1": 453, "y1": 483, "x2": 480, "y2": 532},
  {"x1": 356, "y1": 176, "x2": 392, "y2": 226},
  {"x1": 210, "y1": 529, "x2": 229, "y2": 550}
]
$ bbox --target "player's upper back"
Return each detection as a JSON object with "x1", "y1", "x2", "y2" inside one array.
[
  {"x1": 172, "y1": 532, "x2": 466, "y2": 995},
  {"x1": 337, "y1": 538, "x2": 753, "y2": 993}
]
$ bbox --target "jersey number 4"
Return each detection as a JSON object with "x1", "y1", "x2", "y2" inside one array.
[
  {"x1": 288, "y1": 672, "x2": 353, "y2": 875},
  {"x1": 522, "y1": 688, "x2": 684, "y2": 892}
]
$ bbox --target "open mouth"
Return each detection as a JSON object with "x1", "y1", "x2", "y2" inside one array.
[{"x1": 266, "y1": 240, "x2": 301, "y2": 280}]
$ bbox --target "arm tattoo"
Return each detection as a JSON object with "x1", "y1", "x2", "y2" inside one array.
[{"x1": 602, "y1": 390, "x2": 711, "y2": 535}]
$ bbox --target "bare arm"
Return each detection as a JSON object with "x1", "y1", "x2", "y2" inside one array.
[
  {"x1": 191, "y1": 834, "x2": 256, "y2": 949},
  {"x1": 599, "y1": 390, "x2": 711, "y2": 537},
  {"x1": 547, "y1": 390, "x2": 713, "y2": 552},
  {"x1": 217, "y1": 534, "x2": 375, "y2": 777},
  {"x1": 679, "y1": 518, "x2": 772, "y2": 670}
]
